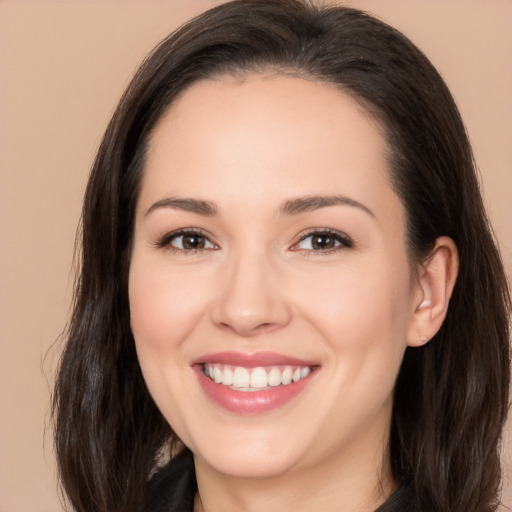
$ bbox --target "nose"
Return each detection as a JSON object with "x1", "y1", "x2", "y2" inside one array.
[{"x1": 210, "y1": 250, "x2": 292, "y2": 337}]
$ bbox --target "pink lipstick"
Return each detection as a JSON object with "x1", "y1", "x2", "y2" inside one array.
[{"x1": 191, "y1": 352, "x2": 318, "y2": 414}]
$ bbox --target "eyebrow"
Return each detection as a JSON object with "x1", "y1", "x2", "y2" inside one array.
[
  {"x1": 280, "y1": 195, "x2": 375, "y2": 218},
  {"x1": 144, "y1": 194, "x2": 374, "y2": 218},
  {"x1": 144, "y1": 197, "x2": 218, "y2": 217}
]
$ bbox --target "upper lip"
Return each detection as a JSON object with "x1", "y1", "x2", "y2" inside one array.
[{"x1": 190, "y1": 351, "x2": 318, "y2": 368}]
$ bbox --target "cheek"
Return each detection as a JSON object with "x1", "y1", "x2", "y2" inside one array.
[
  {"x1": 298, "y1": 257, "x2": 412, "y2": 338},
  {"x1": 128, "y1": 258, "x2": 211, "y2": 358},
  {"x1": 294, "y1": 255, "x2": 413, "y2": 394},
  {"x1": 128, "y1": 258, "x2": 211, "y2": 438}
]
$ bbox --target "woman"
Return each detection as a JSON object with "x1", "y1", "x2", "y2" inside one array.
[{"x1": 52, "y1": 1, "x2": 511, "y2": 511}]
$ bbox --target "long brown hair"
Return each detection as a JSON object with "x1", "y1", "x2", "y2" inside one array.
[{"x1": 53, "y1": 1, "x2": 511, "y2": 511}]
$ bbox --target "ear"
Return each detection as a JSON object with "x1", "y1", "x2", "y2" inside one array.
[{"x1": 407, "y1": 236, "x2": 459, "y2": 347}]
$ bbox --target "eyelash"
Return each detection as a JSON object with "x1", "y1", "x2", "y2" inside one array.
[
  {"x1": 291, "y1": 229, "x2": 354, "y2": 254},
  {"x1": 154, "y1": 228, "x2": 217, "y2": 254},
  {"x1": 154, "y1": 228, "x2": 354, "y2": 255}
]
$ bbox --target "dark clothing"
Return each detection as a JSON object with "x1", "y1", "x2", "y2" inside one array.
[
  {"x1": 144, "y1": 450, "x2": 197, "y2": 512},
  {"x1": 144, "y1": 449, "x2": 415, "y2": 512}
]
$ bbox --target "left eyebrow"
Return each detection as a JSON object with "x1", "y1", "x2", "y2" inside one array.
[{"x1": 279, "y1": 195, "x2": 375, "y2": 218}]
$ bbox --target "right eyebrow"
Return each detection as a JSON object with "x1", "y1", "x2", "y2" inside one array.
[{"x1": 144, "y1": 197, "x2": 218, "y2": 217}]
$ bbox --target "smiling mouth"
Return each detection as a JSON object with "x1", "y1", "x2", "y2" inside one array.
[
  {"x1": 203, "y1": 363, "x2": 313, "y2": 392},
  {"x1": 194, "y1": 353, "x2": 318, "y2": 413}
]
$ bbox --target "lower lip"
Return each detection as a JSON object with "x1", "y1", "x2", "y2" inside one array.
[{"x1": 195, "y1": 366, "x2": 316, "y2": 414}]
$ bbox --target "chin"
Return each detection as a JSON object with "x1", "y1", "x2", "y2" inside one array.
[
  {"x1": 198, "y1": 448, "x2": 301, "y2": 480},
  {"x1": 184, "y1": 423, "x2": 310, "y2": 480}
]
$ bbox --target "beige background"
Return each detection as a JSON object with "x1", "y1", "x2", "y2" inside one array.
[{"x1": 0, "y1": 1, "x2": 510, "y2": 511}]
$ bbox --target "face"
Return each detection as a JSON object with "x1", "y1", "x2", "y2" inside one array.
[{"x1": 129, "y1": 74, "x2": 421, "y2": 481}]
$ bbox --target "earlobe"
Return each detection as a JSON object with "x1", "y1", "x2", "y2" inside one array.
[{"x1": 407, "y1": 236, "x2": 459, "y2": 347}]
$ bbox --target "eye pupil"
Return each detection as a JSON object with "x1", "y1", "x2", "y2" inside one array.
[
  {"x1": 312, "y1": 235, "x2": 335, "y2": 250},
  {"x1": 183, "y1": 234, "x2": 205, "y2": 249}
]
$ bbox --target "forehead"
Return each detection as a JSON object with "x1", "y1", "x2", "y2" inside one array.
[
  {"x1": 140, "y1": 73, "x2": 401, "y2": 225},
  {"x1": 149, "y1": 73, "x2": 387, "y2": 163}
]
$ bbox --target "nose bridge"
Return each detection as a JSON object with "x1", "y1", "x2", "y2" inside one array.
[{"x1": 211, "y1": 243, "x2": 291, "y2": 336}]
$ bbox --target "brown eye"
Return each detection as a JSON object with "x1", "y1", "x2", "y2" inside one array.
[
  {"x1": 294, "y1": 230, "x2": 353, "y2": 252},
  {"x1": 311, "y1": 234, "x2": 337, "y2": 250},
  {"x1": 168, "y1": 231, "x2": 215, "y2": 251},
  {"x1": 181, "y1": 234, "x2": 206, "y2": 249}
]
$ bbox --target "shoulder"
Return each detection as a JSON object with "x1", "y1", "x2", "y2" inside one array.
[{"x1": 144, "y1": 449, "x2": 197, "y2": 512}]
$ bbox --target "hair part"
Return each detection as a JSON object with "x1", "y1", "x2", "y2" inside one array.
[{"x1": 53, "y1": 1, "x2": 511, "y2": 511}]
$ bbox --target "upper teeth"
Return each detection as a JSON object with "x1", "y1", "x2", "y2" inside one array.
[{"x1": 204, "y1": 364, "x2": 311, "y2": 391}]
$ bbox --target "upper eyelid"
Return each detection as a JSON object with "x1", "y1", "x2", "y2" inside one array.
[
  {"x1": 153, "y1": 227, "x2": 353, "y2": 249},
  {"x1": 154, "y1": 228, "x2": 216, "y2": 248},
  {"x1": 290, "y1": 229, "x2": 354, "y2": 251},
  {"x1": 295, "y1": 228, "x2": 353, "y2": 242}
]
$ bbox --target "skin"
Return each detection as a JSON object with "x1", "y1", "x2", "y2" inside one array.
[{"x1": 129, "y1": 74, "x2": 458, "y2": 512}]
